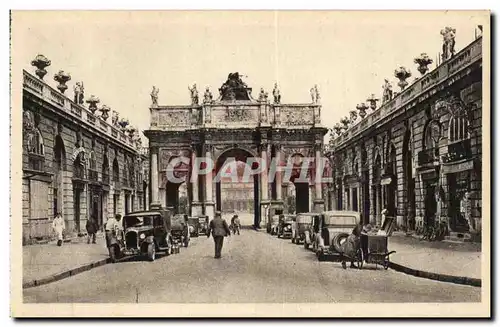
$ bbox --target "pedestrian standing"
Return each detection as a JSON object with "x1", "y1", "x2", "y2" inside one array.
[
  {"x1": 207, "y1": 211, "x2": 231, "y2": 259},
  {"x1": 86, "y1": 215, "x2": 98, "y2": 244},
  {"x1": 105, "y1": 214, "x2": 120, "y2": 248},
  {"x1": 52, "y1": 213, "x2": 65, "y2": 246},
  {"x1": 231, "y1": 214, "x2": 241, "y2": 235}
]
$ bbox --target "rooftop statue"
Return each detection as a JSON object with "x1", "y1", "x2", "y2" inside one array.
[
  {"x1": 440, "y1": 27, "x2": 456, "y2": 62},
  {"x1": 382, "y1": 79, "x2": 393, "y2": 104},
  {"x1": 310, "y1": 85, "x2": 320, "y2": 104},
  {"x1": 219, "y1": 72, "x2": 252, "y2": 101},
  {"x1": 203, "y1": 86, "x2": 213, "y2": 104},
  {"x1": 272, "y1": 83, "x2": 281, "y2": 104},
  {"x1": 150, "y1": 86, "x2": 159, "y2": 107},
  {"x1": 73, "y1": 82, "x2": 84, "y2": 105},
  {"x1": 188, "y1": 83, "x2": 199, "y2": 105}
]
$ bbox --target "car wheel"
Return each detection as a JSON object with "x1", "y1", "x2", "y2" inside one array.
[
  {"x1": 332, "y1": 233, "x2": 350, "y2": 253},
  {"x1": 147, "y1": 243, "x2": 156, "y2": 262}
]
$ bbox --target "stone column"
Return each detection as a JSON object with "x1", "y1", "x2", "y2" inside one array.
[
  {"x1": 191, "y1": 145, "x2": 203, "y2": 217},
  {"x1": 313, "y1": 145, "x2": 325, "y2": 212},
  {"x1": 275, "y1": 147, "x2": 283, "y2": 201},
  {"x1": 259, "y1": 142, "x2": 270, "y2": 227},
  {"x1": 151, "y1": 150, "x2": 159, "y2": 205},
  {"x1": 204, "y1": 144, "x2": 215, "y2": 220}
]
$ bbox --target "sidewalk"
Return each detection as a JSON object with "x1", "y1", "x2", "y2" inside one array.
[
  {"x1": 388, "y1": 234, "x2": 482, "y2": 280},
  {"x1": 23, "y1": 233, "x2": 109, "y2": 287}
]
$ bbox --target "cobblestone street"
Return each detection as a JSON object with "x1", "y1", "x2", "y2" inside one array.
[{"x1": 23, "y1": 226, "x2": 481, "y2": 303}]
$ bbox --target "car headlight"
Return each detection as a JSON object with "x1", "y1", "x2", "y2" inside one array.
[
  {"x1": 140, "y1": 233, "x2": 146, "y2": 240},
  {"x1": 116, "y1": 233, "x2": 122, "y2": 240}
]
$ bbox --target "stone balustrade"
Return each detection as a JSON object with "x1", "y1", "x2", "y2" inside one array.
[
  {"x1": 331, "y1": 36, "x2": 482, "y2": 148},
  {"x1": 23, "y1": 69, "x2": 139, "y2": 151},
  {"x1": 149, "y1": 102, "x2": 320, "y2": 129}
]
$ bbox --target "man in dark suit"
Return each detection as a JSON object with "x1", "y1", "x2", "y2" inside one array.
[{"x1": 207, "y1": 211, "x2": 231, "y2": 259}]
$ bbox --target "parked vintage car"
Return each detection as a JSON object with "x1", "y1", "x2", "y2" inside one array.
[
  {"x1": 277, "y1": 214, "x2": 295, "y2": 238},
  {"x1": 171, "y1": 214, "x2": 191, "y2": 247},
  {"x1": 292, "y1": 213, "x2": 315, "y2": 245},
  {"x1": 267, "y1": 215, "x2": 280, "y2": 235},
  {"x1": 120, "y1": 205, "x2": 174, "y2": 261},
  {"x1": 188, "y1": 217, "x2": 200, "y2": 237},
  {"x1": 311, "y1": 211, "x2": 360, "y2": 260},
  {"x1": 198, "y1": 216, "x2": 209, "y2": 236}
]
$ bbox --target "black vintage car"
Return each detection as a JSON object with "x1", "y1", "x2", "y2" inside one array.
[
  {"x1": 120, "y1": 205, "x2": 174, "y2": 261},
  {"x1": 171, "y1": 214, "x2": 190, "y2": 247},
  {"x1": 188, "y1": 217, "x2": 200, "y2": 237},
  {"x1": 277, "y1": 215, "x2": 295, "y2": 239}
]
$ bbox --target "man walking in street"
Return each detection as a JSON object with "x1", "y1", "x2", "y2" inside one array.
[
  {"x1": 52, "y1": 213, "x2": 65, "y2": 246},
  {"x1": 231, "y1": 214, "x2": 241, "y2": 235},
  {"x1": 86, "y1": 215, "x2": 98, "y2": 244},
  {"x1": 207, "y1": 211, "x2": 231, "y2": 259}
]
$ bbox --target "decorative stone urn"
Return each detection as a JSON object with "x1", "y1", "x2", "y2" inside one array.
[
  {"x1": 86, "y1": 95, "x2": 100, "y2": 114},
  {"x1": 333, "y1": 123, "x2": 343, "y2": 136},
  {"x1": 356, "y1": 103, "x2": 369, "y2": 119},
  {"x1": 99, "y1": 104, "x2": 110, "y2": 121},
  {"x1": 127, "y1": 126, "x2": 137, "y2": 139},
  {"x1": 31, "y1": 54, "x2": 51, "y2": 80},
  {"x1": 414, "y1": 53, "x2": 434, "y2": 75},
  {"x1": 394, "y1": 66, "x2": 412, "y2": 91},
  {"x1": 54, "y1": 70, "x2": 72, "y2": 94},
  {"x1": 366, "y1": 93, "x2": 379, "y2": 111},
  {"x1": 340, "y1": 117, "x2": 350, "y2": 131},
  {"x1": 118, "y1": 118, "x2": 129, "y2": 131}
]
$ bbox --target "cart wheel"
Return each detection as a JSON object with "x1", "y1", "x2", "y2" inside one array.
[
  {"x1": 341, "y1": 261, "x2": 347, "y2": 269},
  {"x1": 383, "y1": 260, "x2": 389, "y2": 270}
]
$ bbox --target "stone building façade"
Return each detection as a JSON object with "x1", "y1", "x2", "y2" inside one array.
[
  {"x1": 22, "y1": 56, "x2": 149, "y2": 244},
  {"x1": 327, "y1": 34, "x2": 484, "y2": 241}
]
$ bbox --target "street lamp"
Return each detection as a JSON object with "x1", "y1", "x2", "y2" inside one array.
[{"x1": 262, "y1": 203, "x2": 269, "y2": 229}]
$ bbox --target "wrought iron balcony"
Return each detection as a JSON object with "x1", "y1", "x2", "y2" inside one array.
[
  {"x1": 88, "y1": 169, "x2": 98, "y2": 182},
  {"x1": 417, "y1": 148, "x2": 439, "y2": 167},
  {"x1": 27, "y1": 153, "x2": 45, "y2": 171},
  {"x1": 102, "y1": 172, "x2": 110, "y2": 185},
  {"x1": 73, "y1": 165, "x2": 85, "y2": 179},
  {"x1": 443, "y1": 139, "x2": 472, "y2": 163}
]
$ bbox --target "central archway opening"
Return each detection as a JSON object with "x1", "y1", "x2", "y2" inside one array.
[{"x1": 215, "y1": 148, "x2": 259, "y2": 228}]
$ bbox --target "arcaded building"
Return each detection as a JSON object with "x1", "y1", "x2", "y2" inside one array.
[
  {"x1": 328, "y1": 31, "x2": 483, "y2": 241},
  {"x1": 22, "y1": 55, "x2": 148, "y2": 243}
]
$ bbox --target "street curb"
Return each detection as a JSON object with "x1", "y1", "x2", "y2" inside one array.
[
  {"x1": 22, "y1": 258, "x2": 110, "y2": 289},
  {"x1": 389, "y1": 261, "x2": 481, "y2": 288}
]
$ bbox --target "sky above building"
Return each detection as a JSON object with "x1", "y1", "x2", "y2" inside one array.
[{"x1": 14, "y1": 11, "x2": 483, "y2": 144}]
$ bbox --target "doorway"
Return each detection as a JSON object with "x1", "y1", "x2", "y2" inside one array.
[
  {"x1": 352, "y1": 187, "x2": 358, "y2": 212},
  {"x1": 424, "y1": 181, "x2": 437, "y2": 227},
  {"x1": 73, "y1": 188, "x2": 81, "y2": 232}
]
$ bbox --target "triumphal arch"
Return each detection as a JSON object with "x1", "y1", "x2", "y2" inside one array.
[{"x1": 144, "y1": 73, "x2": 327, "y2": 227}]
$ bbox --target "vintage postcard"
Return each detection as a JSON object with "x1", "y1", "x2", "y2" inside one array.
[{"x1": 10, "y1": 10, "x2": 491, "y2": 317}]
